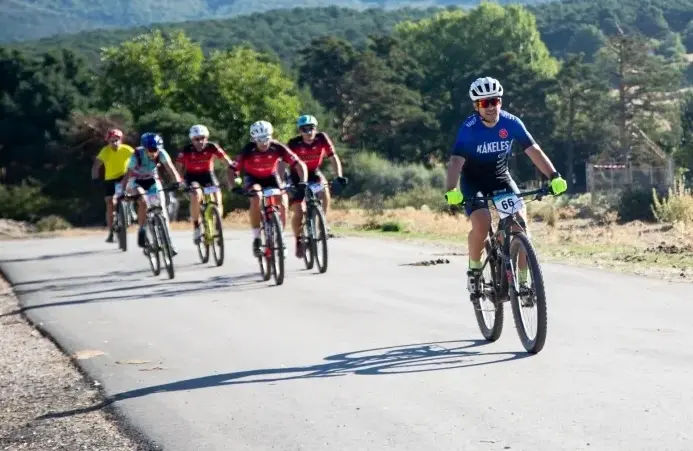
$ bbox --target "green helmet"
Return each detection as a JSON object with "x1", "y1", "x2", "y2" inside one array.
[{"x1": 297, "y1": 115, "x2": 318, "y2": 128}]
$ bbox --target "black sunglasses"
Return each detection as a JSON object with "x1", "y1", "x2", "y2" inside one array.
[{"x1": 299, "y1": 126, "x2": 315, "y2": 133}]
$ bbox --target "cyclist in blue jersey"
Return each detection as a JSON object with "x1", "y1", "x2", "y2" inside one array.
[
  {"x1": 118, "y1": 133, "x2": 186, "y2": 253},
  {"x1": 444, "y1": 77, "x2": 567, "y2": 295}
]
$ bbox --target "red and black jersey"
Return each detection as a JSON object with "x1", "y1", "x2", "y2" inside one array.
[
  {"x1": 176, "y1": 142, "x2": 228, "y2": 174},
  {"x1": 231, "y1": 140, "x2": 301, "y2": 178},
  {"x1": 287, "y1": 132, "x2": 335, "y2": 172}
]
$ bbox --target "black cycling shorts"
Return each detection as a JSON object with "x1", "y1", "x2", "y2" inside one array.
[
  {"x1": 133, "y1": 178, "x2": 157, "y2": 193},
  {"x1": 103, "y1": 176, "x2": 124, "y2": 197},
  {"x1": 243, "y1": 174, "x2": 282, "y2": 193},
  {"x1": 185, "y1": 171, "x2": 218, "y2": 188},
  {"x1": 289, "y1": 169, "x2": 324, "y2": 186},
  {"x1": 460, "y1": 176, "x2": 520, "y2": 217}
]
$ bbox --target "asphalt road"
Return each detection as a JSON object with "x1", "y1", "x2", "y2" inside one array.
[{"x1": 1, "y1": 230, "x2": 692, "y2": 451}]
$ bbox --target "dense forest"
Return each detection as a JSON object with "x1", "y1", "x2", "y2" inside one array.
[
  {"x1": 1, "y1": 0, "x2": 551, "y2": 43},
  {"x1": 1, "y1": 2, "x2": 693, "y2": 227}
]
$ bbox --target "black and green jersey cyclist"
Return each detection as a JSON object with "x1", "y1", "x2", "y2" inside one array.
[{"x1": 444, "y1": 76, "x2": 567, "y2": 294}]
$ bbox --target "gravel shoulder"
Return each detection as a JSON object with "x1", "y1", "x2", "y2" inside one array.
[{"x1": 0, "y1": 276, "x2": 153, "y2": 450}]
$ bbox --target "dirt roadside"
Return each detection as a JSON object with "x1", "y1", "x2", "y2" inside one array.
[{"x1": 0, "y1": 276, "x2": 156, "y2": 450}]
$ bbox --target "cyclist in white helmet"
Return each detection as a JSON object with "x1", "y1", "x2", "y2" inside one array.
[
  {"x1": 176, "y1": 124, "x2": 234, "y2": 244},
  {"x1": 228, "y1": 120, "x2": 308, "y2": 257},
  {"x1": 444, "y1": 76, "x2": 567, "y2": 296}
]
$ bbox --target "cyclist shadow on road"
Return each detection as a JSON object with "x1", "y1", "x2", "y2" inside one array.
[
  {"x1": 38, "y1": 339, "x2": 530, "y2": 419},
  {"x1": 0, "y1": 249, "x2": 110, "y2": 264},
  {"x1": 2, "y1": 273, "x2": 268, "y2": 318}
]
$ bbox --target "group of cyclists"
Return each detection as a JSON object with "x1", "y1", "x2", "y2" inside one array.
[
  {"x1": 91, "y1": 76, "x2": 568, "y2": 297},
  {"x1": 92, "y1": 115, "x2": 348, "y2": 260}
]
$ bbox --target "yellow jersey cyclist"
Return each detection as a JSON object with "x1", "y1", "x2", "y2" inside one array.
[
  {"x1": 444, "y1": 77, "x2": 567, "y2": 295},
  {"x1": 91, "y1": 128, "x2": 134, "y2": 243},
  {"x1": 117, "y1": 133, "x2": 185, "y2": 255}
]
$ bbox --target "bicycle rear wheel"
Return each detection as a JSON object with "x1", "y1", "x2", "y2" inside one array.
[
  {"x1": 311, "y1": 204, "x2": 328, "y2": 274},
  {"x1": 258, "y1": 223, "x2": 271, "y2": 281},
  {"x1": 197, "y1": 205, "x2": 210, "y2": 264},
  {"x1": 269, "y1": 210, "x2": 285, "y2": 285},
  {"x1": 508, "y1": 232, "x2": 547, "y2": 354},
  {"x1": 145, "y1": 221, "x2": 160, "y2": 276},
  {"x1": 472, "y1": 240, "x2": 504, "y2": 342},
  {"x1": 154, "y1": 213, "x2": 175, "y2": 279},
  {"x1": 210, "y1": 205, "x2": 224, "y2": 266},
  {"x1": 116, "y1": 201, "x2": 128, "y2": 252},
  {"x1": 302, "y1": 206, "x2": 315, "y2": 270}
]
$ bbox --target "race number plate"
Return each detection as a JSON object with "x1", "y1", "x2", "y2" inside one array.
[
  {"x1": 203, "y1": 186, "x2": 219, "y2": 195},
  {"x1": 147, "y1": 193, "x2": 162, "y2": 206},
  {"x1": 308, "y1": 182, "x2": 323, "y2": 193},
  {"x1": 492, "y1": 193, "x2": 523, "y2": 218},
  {"x1": 114, "y1": 183, "x2": 123, "y2": 196},
  {"x1": 263, "y1": 187, "x2": 282, "y2": 197}
]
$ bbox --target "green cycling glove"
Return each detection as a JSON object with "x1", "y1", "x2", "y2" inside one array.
[
  {"x1": 445, "y1": 189, "x2": 463, "y2": 205},
  {"x1": 550, "y1": 172, "x2": 567, "y2": 195}
]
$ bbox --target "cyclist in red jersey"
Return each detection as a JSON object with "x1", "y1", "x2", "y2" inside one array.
[
  {"x1": 286, "y1": 115, "x2": 347, "y2": 257},
  {"x1": 229, "y1": 120, "x2": 308, "y2": 257},
  {"x1": 175, "y1": 124, "x2": 235, "y2": 244}
]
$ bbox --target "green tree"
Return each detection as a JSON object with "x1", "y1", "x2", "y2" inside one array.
[
  {"x1": 596, "y1": 31, "x2": 684, "y2": 162},
  {"x1": 394, "y1": 4, "x2": 560, "y2": 162},
  {"x1": 98, "y1": 30, "x2": 204, "y2": 120},
  {"x1": 548, "y1": 53, "x2": 613, "y2": 190},
  {"x1": 195, "y1": 47, "x2": 301, "y2": 150}
]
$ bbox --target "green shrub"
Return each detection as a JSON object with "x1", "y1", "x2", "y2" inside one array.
[
  {"x1": 35, "y1": 215, "x2": 72, "y2": 232},
  {"x1": 617, "y1": 186, "x2": 667, "y2": 222},
  {"x1": 652, "y1": 176, "x2": 693, "y2": 223},
  {"x1": 0, "y1": 181, "x2": 50, "y2": 222}
]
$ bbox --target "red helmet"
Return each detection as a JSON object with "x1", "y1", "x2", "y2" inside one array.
[{"x1": 106, "y1": 128, "x2": 123, "y2": 141}]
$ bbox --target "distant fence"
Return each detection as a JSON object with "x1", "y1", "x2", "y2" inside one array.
[{"x1": 585, "y1": 159, "x2": 675, "y2": 193}]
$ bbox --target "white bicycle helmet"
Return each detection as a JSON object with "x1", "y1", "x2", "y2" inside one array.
[
  {"x1": 249, "y1": 120, "x2": 273, "y2": 141},
  {"x1": 469, "y1": 77, "x2": 503, "y2": 101},
  {"x1": 189, "y1": 124, "x2": 209, "y2": 138}
]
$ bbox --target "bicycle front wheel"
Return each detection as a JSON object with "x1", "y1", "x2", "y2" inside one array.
[
  {"x1": 116, "y1": 201, "x2": 128, "y2": 252},
  {"x1": 210, "y1": 205, "x2": 224, "y2": 266},
  {"x1": 311, "y1": 204, "x2": 328, "y2": 274},
  {"x1": 145, "y1": 221, "x2": 161, "y2": 276},
  {"x1": 508, "y1": 232, "x2": 547, "y2": 354},
  {"x1": 269, "y1": 210, "x2": 285, "y2": 285},
  {"x1": 154, "y1": 213, "x2": 175, "y2": 279}
]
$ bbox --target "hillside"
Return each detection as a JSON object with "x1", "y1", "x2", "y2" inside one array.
[
  {"x1": 7, "y1": 7, "x2": 444, "y2": 67},
  {"x1": 1, "y1": 0, "x2": 549, "y2": 43}
]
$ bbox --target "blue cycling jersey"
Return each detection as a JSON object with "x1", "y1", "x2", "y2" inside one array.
[
  {"x1": 128, "y1": 147, "x2": 171, "y2": 180},
  {"x1": 450, "y1": 110, "x2": 535, "y2": 183}
]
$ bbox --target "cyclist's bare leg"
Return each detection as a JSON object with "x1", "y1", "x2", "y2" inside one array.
[
  {"x1": 214, "y1": 191, "x2": 223, "y2": 216},
  {"x1": 105, "y1": 196, "x2": 115, "y2": 231},
  {"x1": 290, "y1": 200, "x2": 305, "y2": 258},
  {"x1": 469, "y1": 208, "x2": 492, "y2": 264},
  {"x1": 249, "y1": 183, "x2": 263, "y2": 229},
  {"x1": 135, "y1": 189, "x2": 147, "y2": 228},
  {"x1": 512, "y1": 204, "x2": 530, "y2": 281},
  {"x1": 189, "y1": 183, "x2": 202, "y2": 226},
  {"x1": 278, "y1": 193, "x2": 288, "y2": 229},
  {"x1": 317, "y1": 174, "x2": 331, "y2": 219}
]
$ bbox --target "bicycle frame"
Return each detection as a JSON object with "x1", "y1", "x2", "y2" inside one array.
[{"x1": 468, "y1": 186, "x2": 551, "y2": 299}]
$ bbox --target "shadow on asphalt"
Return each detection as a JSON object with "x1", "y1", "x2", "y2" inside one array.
[
  {"x1": 37, "y1": 339, "x2": 532, "y2": 419},
  {"x1": 0, "y1": 273, "x2": 269, "y2": 318},
  {"x1": 0, "y1": 249, "x2": 111, "y2": 264}
]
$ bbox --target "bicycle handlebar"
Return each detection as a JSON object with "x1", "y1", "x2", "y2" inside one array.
[{"x1": 461, "y1": 185, "x2": 553, "y2": 205}]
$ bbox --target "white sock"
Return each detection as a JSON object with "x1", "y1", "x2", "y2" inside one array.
[{"x1": 252, "y1": 228, "x2": 260, "y2": 239}]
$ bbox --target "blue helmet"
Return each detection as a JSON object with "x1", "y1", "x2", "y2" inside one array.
[
  {"x1": 297, "y1": 115, "x2": 318, "y2": 128},
  {"x1": 140, "y1": 132, "x2": 164, "y2": 150}
]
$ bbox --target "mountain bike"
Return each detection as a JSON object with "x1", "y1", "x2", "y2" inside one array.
[
  {"x1": 189, "y1": 183, "x2": 224, "y2": 267},
  {"x1": 120, "y1": 184, "x2": 179, "y2": 280},
  {"x1": 463, "y1": 185, "x2": 555, "y2": 354},
  {"x1": 233, "y1": 185, "x2": 286, "y2": 285}
]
